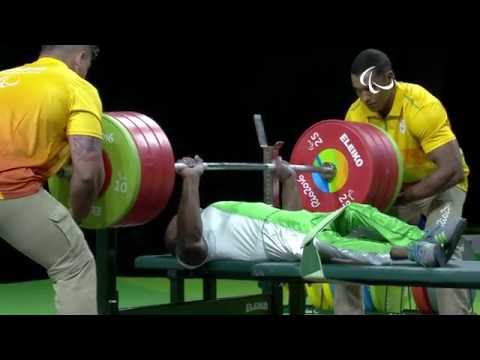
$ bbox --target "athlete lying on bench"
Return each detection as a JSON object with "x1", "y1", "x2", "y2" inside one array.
[{"x1": 165, "y1": 156, "x2": 467, "y2": 270}]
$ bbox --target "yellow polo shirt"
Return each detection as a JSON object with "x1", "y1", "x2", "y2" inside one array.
[
  {"x1": 346, "y1": 82, "x2": 469, "y2": 192},
  {"x1": 0, "y1": 57, "x2": 103, "y2": 200}
]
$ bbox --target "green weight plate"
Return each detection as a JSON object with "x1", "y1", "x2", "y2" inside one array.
[{"x1": 48, "y1": 114, "x2": 142, "y2": 229}]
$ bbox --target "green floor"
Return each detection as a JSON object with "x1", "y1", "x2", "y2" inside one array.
[
  {"x1": 0, "y1": 278, "x2": 262, "y2": 315},
  {"x1": 0, "y1": 278, "x2": 478, "y2": 315}
]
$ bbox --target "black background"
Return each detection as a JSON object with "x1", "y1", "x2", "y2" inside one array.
[{"x1": 0, "y1": 44, "x2": 475, "y2": 281}]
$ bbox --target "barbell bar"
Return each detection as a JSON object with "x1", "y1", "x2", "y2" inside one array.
[
  {"x1": 59, "y1": 162, "x2": 337, "y2": 181},
  {"x1": 174, "y1": 162, "x2": 337, "y2": 180}
]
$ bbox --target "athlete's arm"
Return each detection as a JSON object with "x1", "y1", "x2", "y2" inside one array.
[
  {"x1": 275, "y1": 158, "x2": 303, "y2": 211},
  {"x1": 175, "y1": 156, "x2": 208, "y2": 267}
]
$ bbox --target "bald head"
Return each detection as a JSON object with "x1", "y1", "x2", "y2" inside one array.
[{"x1": 40, "y1": 45, "x2": 99, "y2": 79}]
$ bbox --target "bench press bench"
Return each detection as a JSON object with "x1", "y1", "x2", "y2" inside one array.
[
  {"x1": 118, "y1": 235, "x2": 480, "y2": 315},
  {"x1": 94, "y1": 230, "x2": 313, "y2": 315},
  {"x1": 94, "y1": 228, "x2": 480, "y2": 315},
  {"x1": 122, "y1": 255, "x2": 480, "y2": 315},
  {"x1": 127, "y1": 255, "x2": 306, "y2": 315}
]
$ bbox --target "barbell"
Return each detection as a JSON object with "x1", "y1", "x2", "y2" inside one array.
[
  {"x1": 48, "y1": 111, "x2": 403, "y2": 229},
  {"x1": 60, "y1": 162, "x2": 337, "y2": 179},
  {"x1": 175, "y1": 162, "x2": 337, "y2": 179}
]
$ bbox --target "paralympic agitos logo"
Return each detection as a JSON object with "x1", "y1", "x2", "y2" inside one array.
[{"x1": 360, "y1": 66, "x2": 395, "y2": 94}]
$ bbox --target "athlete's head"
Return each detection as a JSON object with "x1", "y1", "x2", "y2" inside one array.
[
  {"x1": 351, "y1": 49, "x2": 396, "y2": 114},
  {"x1": 164, "y1": 209, "x2": 205, "y2": 254},
  {"x1": 40, "y1": 45, "x2": 99, "y2": 79}
]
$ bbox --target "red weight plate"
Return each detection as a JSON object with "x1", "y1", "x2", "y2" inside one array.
[
  {"x1": 106, "y1": 112, "x2": 175, "y2": 227},
  {"x1": 291, "y1": 120, "x2": 376, "y2": 212},
  {"x1": 107, "y1": 112, "x2": 157, "y2": 227},
  {"x1": 373, "y1": 126, "x2": 405, "y2": 211},
  {"x1": 355, "y1": 123, "x2": 398, "y2": 212},
  {"x1": 123, "y1": 112, "x2": 175, "y2": 224},
  {"x1": 348, "y1": 122, "x2": 389, "y2": 211},
  {"x1": 367, "y1": 125, "x2": 401, "y2": 211}
]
